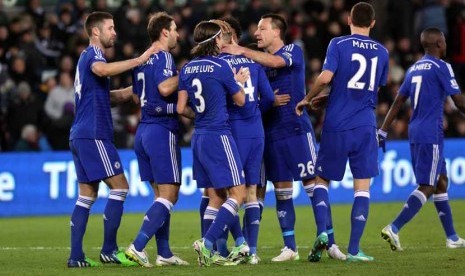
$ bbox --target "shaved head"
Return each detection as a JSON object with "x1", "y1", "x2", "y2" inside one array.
[{"x1": 420, "y1": 27, "x2": 446, "y2": 57}]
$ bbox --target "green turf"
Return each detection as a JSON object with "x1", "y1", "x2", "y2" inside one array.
[{"x1": 1, "y1": 201, "x2": 465, "y2": 275}]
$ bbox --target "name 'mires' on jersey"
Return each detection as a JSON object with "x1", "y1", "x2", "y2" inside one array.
[
  {"x1": 132, "y1": 51, "x2": 178, "y2": 131},
  {"x1": 179, "y1": 56, "x2": 241, "y2": 134},
  {"x1": 70, "y1": 46, "x2": 113, "y2": 140},
  {"x1": 264, "y1": 43, "x2": 312, "y2": 141},
  {"x1": 220, "y1": 53, "x2": 274, "y2": 138},
  {"x1": 323, "y1": 34, "x2": 389, "y2": 131},
  {"x1": 399, "y1": 54, "x2": 461, "y2": 143}
]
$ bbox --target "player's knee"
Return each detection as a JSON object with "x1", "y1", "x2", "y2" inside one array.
[
  {"x1": 435, "y1": 175, "x2": 449, "y2": 194},
  {"x1": 417, "y1": 185, "x2": 434, "y2": 198}
]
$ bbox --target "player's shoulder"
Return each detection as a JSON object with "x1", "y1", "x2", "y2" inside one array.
[
  {"x1": 281, "y1": 43, "x2": 302, "y2": 54},
  {"x1": 86, "y1": 45, "x2": 106, "y2": 62}
]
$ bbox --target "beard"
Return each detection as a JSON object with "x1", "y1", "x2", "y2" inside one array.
[{"x1": 101, "y1": 36, "x2": 115, "y2": 49}]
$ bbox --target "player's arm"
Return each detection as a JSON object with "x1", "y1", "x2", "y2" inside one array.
[
  {"x1": 380, "y1": 94, "x2": 409, "y2": 131},
  {"x1": 143, "y1": 102, "x2": 177, "y2": 116},
  {"x1": 232, "y1": 88, "x2": 246, "y2": 106},
  {"x1": 158, "y1": 76, "x2": 179, "y2": 97},
  {"x1": 295, "y1": 70, "x2": 333, "y2": 115},
  {"x1": 257, "y1": 68, "x2": 275, "y2": 113},
  {"x1": 451, "y1": 93, "x2": 465, "y2": 115},
  {"x1": 176, "y1": 90, "x2": 194, "y2": 119},
  {"x1": 222, "y1": 44, "x2": 286, "y2": 68},
  {"x1": 92, "y1": 45, "x2": 156, "y2": 77},
  {"x1": 110, "y1": 86, "x2": 139, "y2": 105}
]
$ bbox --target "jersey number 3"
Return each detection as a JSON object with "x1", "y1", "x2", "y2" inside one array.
[
  {"x1": 192, "y1": 78, "x2": 205, "y2": 113},
  {"x1": 347, "y1": 53, "x2": 378, "y2": 91}
]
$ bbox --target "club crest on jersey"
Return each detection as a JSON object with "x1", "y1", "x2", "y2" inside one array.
[
  {"x1": 114, "y1": 161, "x2": 121, "y2": 169},
  {"x1": 156, "y1": 106, "x2": 163, "y2": 113}
]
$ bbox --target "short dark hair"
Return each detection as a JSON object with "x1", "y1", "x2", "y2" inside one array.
[
  {"x1": 261, "y1": 13, "x2": 287, "y2": 40},
  {"x1": 191, "y1": 21, "x2": 222, "y2": 58},
  {"x1": 421, "y1": 27, "x2": 443, "y2": 49},
  {"x1": 84, "y1": 12, "x2": 113, "y2": 37},
  {"x1": 350, "y1": 2, "x2": 375, "y2": 28},
  {"x1": 147, "y1": 12, "x2": 174, "y2": 43},
  {"x1": 221, "y1": 16, "x2": 242, "y2": 41}
]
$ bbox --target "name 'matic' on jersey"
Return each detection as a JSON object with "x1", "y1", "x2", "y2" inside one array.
[
  {"x1": 264, "y1": 43, "x2": 312, "y2": 141},
  {"x1": 179, "y1": 56, "x2": 241, "y2": 134},
  {"x1": 70, "y1": 46, "x2": 113, "y2": 140},
  {"x1": 399, "y1": 54, "x2": 461, "y2": 143},
  {"x1": 323, "y1": 34, "x2": 389, "y2": 131},
  {"x1": 132, "y1": 51, "x2": 178, "y2": 131},
  {"x1": 220, "y1": 53, "x2": 274, "y2": 139}
]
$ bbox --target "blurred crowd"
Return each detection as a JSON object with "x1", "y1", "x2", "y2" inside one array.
[{"x1": 0, "y1": 0, "x2": 464, "y2": 152}]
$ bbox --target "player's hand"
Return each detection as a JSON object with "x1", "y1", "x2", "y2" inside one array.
[
  {"x1": 273, "y1": 89, "x2": 290, "y2": 107},
  {"x1": 295, "y1": 99, "x2": 309, "y2": 116},
  {"x1": 222, "y1": 44, "x2": 245, "y2": 55},
  {"x1": 131, "y1": 93, "x2": 140, "y2": 105},
  {"x1": 233, "y1": 66, "x2": 250, "y2": 85},
  {"x1": 309, "y1": 93, "x2": 329, "y2": 110},
  {"x1": 377, "y1": 129, "x2": 387, "y2": 152},
  {"x1": 138, "y1": 44, "x2": 157, "y2": 65}
]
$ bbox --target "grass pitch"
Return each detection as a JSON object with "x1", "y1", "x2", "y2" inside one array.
[{"x1": 2, "y1": 201, "x2": 465, "y2": 275}]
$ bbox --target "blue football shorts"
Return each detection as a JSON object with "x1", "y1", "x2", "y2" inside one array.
[
  {"x1": 410, "y1": 143, "x2": 446, "y2": 186},
  {"x1": 234, "y1": 137, "x2": 264, "y2": 186},
  {"x1": 192, "y1": 133, "x2": 245, "y2": 189},
  {"x1": 70, "y1": 138, "x2": 124, "y2": 183},
  {"x1": 316, "y1": 126, "x2": 378, "y2": 181},
  {"x1": 264, "y1": 132, "x2": 318, "y2": 182},
  {"x1": 134, "y1": 123, "x2": 181, "y2": 184}
]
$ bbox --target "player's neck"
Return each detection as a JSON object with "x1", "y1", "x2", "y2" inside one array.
[
  {"x1": 266, "y1": 40, "x2": 285, "y2": 55},
  {"x1": 424, "y1": 51, "x2": 440, "y2": 59},
  {"x1": 153, "y1": 40, "x2": 169, "y2": 52},
  {"x1": 89, "y1": 40, "x2": 105, "y2": 53},
  {"x1": 350, "y1": 26, "x2": 370, "y2": 37}
]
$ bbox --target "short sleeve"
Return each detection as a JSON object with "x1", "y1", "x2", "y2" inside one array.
[
  {"x1": 438, "y1": 62, "x2": 461, "y2": 96},
  {"x1": 276, "y1": 44, "x2": 302, "y2": 68},
  {"x1": 322, "y1": 38, "x2": 339, "y2": 73}
]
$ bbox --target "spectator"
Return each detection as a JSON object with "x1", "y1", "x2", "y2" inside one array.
[{"x1": 15, "y1": 123, "x2": 51, "y2": 151}]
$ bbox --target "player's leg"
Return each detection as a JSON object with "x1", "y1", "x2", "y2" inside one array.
[
  {"x1": 346, "y1": 178, "x2": 373, "y2": 262},
  {"x1": 154, "y1": 184, "x2": 189, "y2": 266},
  {"x1": 382, "y1": 143, "x2": 436, "y2": 252},
  {"x1": 193, "y1": 134, "x2": 245, "y2": 266},
  {"x1": 68, "y1": 182, "x2": 100, "y2": 268},
  {"x1": 265, "y1": 139, "x2": 298, "y2": 261},
  {"x1": 308, "y1": 131, "x2": 346, "y2": 262},
  {"x1": 346, "y1": 126, "x2": 378, "y2": 262},
  {"x1": 433, "y1": 159, "x2": 465, "y2": 248},
  {"x1": 200, "y1": 190, "x2": 209, "y2": 236}
]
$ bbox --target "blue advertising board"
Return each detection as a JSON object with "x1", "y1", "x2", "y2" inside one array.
[{"x1": 0, "y1": 139, "x2": 464, "y2": 217}]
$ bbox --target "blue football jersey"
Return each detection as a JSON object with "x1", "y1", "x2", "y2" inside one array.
[
  {"x1": 70, "y1": 46, "x2": 113, "y2": 140},
  {"x1": 263, "y1": 44, "x2": 313, "y2": 141},
  {"x1": 179, "y1": 56, "x2": 241, "y2": 134},
  {"x1": 322, "y1": 34, "x2": 389, "y2": 131},
  {"x1": 132, "y1": 51, "x2": 178, "y2": 131},
  {"x1": 399, "y1": 54, "x2": 461, "y2": 143},
  {"x1": 220, "y1": 53, "x2": 274, "y2": 138}
]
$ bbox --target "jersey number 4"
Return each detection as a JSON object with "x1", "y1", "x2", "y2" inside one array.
[{"x1": 347, "y1": 53, "x2": 378, "y2": 91}]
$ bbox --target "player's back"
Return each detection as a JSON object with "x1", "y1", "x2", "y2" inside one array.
[
  {"x1": 132, "y1": 51, "x2": 178, "y2": 131},
  {"x1": 264, "y1": 43, "x2": 312, "y2": 141},
  {"x1": 323, "y1": 34, "x2": 389, "y2": 131},
  {"x1": 70, "y1": 46, "x2": 113, "y2": 140},
  {"x1": 179, "y1": 56, "x2": 238, "y2": 134},
  {"x1": 220, "y1": 53, "x2": 271, "y2": 139},
  {"x1": 400, "y1": 54, "x2": 461, "y2": 143}
]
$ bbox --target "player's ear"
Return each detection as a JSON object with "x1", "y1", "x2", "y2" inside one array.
[
  {"x1": 370, "y1": 20, "x2": 376, "y2": 29},
  {"x1": 347, "y1": 15, "x2": 351, "y2": 26},
  {"x1": 92, "y1": 26, "x2": 100, "y2": 37}
]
